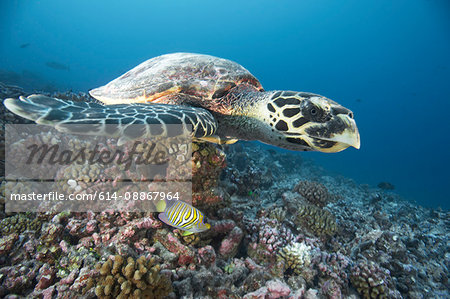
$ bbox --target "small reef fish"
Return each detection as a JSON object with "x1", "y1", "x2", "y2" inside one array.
[
  {"x1": 45, "y1": 61, "x2": 70, "y2": 71},
  {"x1": 377, "y1": 181, "x2": 395, "y2": 190},
  {"x1": 158, "y1": 200, "x2": 210, "y2": 236}
]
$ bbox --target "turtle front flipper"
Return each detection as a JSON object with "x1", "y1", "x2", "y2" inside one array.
[{"x1": 4, "y1": 95, "x2": 217, "y2": 139}]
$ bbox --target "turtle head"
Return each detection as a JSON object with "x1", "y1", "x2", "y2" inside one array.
[{"x1": 264, "y1": 91, "x2": 360, "y2": 152}]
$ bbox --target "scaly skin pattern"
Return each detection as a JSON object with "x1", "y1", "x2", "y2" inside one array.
[
  {"x1": 217, "y1": 90, "x2": 359, "y2": 152},
  {"x1": 4, "y1": 95, "x2": 217, "y2": 139}
]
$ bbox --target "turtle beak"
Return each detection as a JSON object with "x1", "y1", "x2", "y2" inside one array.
[
  {"x1": 322, "y1": 114, "x2": 360, "y2": 150},
  {"x1": 305, "y1": 109, "x2": 360, "y2": 153}
]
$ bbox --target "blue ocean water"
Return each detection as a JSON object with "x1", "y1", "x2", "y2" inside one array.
[{"x1": 1, "y1": 0, "x2": 449, "y2": 209}]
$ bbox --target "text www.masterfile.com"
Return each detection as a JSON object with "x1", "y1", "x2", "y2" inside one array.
[{"x1": 8, "y1": 191, "x2": 98, "y2": 201}]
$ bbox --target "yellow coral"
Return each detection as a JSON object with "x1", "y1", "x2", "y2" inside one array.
[
  {"x1": 0, "y1": 213, "x2": 42, "y2": 235},
  {"x1": 268, "y1": 207, "x2": 286, "y2": 223},
  {"x1": 350, "y1": 261, "x2": 390, "y2": 299},
  {"x1": 91, "y1": 254, "x2": 172, "y2": 299},
  {"x1": 278, "y1": 242, "x2": 312, "y2": 275},
  {"x1": 295, "y1": 204, "x2": 337, "y2": 237}
]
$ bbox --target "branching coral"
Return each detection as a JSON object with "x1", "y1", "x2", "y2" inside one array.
[
  {"x1": 293, "y1": 181, "x2": 329, "y2": 208},
  {"x1": 295, "y1": 204, "x2": 337, "y2": 237},
  {"x1": 350, "y1": 260, "x2": 398, "y2": 299},
  {"x1": 91, "y1": 255, "x2": 172, "y2": 299},
  {"x1": 268, "y1": 207, "x2": 287, "y2": 223},
  {"x1": 246, "y1": 216, "x2": 294, "y2": 265},
  {"x1": 277, "y1": 242, "x2": 312, "y2": 275}
]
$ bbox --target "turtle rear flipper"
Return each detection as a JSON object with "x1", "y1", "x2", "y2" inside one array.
[{"x1": 4, "y1": 95, "x2": 217, "y2": 139}]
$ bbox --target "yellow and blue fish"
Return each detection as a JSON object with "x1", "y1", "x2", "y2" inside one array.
[{"x1": 158, "y1": 200, "x2": 210, "y2": 236}]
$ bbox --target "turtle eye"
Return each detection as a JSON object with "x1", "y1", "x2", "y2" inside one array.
[
  {"x1": 307, "y1": 105, "x2": 321, "y2": 119},
  {"x1": 303, "y1": 103, "x2": 328, "y2": 122}
]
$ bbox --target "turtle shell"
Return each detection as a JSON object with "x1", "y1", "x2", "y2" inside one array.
[{"x1": 90, "y1": 53, "x2": 264, "y2": 107}]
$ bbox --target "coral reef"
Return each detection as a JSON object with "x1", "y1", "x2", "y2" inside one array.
[
  {"x1": 268, "y1": 206, "x2": 287, "y2": 223},
  {"x1": 219, "y1": 226, "x2": 244, "y2": 259},
  {"x1": 153, "y1": 229, "x2": 195, "y2": 265},
  {"x1": 0, "y1": 260, "x2": 40, "y2": 296},
  {"x1": 1, "y1": 86, "x2": 448, "y2": 299},
  {"x1": 0, "y1": 82, "x2": 26, "y2": 100}
]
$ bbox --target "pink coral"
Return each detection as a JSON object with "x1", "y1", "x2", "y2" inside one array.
[
  {"x1": 198, "y1": 245, "x2": 216, "y2": 267},
  {"x1": 314, "y1": 251, "x2": 351, "y2": 287},
  {"x1": 191, "y1": 143, "x2": 227, "y2": 206},
  {"x1": 35, "y1": 264, "x2": 56, "y2": 290},
  {"x1": 154, "y1": 229, "x2": 195, "y2": 265},
  {"x1": 135, "y1": 216, "x2": 160, "y2": 229},
  {"x1": 211, "y1": 219, "x2": 236, "y2": 234},
  {"x1": 246, "y1": 216, "x2": 294, "y2": 264},
  {"x1": 59, "y1": 240, "x2": 69, "y2": 254},
  {"x1": 244, "y1": 279, "x2": 291, "y2": 299},
  {"x1": 0, "y1": 262, "x2": 40, "y2": 294},
  {"x1": 267, "y1": 279, "x2": 291, "y2": 298},
  {"x1": 59, "y1": 269, "x2": 79, "y2": 285},
  {"x1": 85, "y1": 219, "x2": 97, "y2": 233},
  {"x1": 41, "y1": 286, "x2": 55, "y2": 299},
  {"x1": 245, "y1": 257, "x2": 264, "y2": 272},
  {"x1": 219, "y1": 227, "x2": 243, "y2": 259},
  {"x1": 321, "y1": 279, "x2": 342, "y2": 299}
]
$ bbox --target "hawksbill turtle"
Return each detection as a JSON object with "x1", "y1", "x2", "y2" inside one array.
[{"x1": 4, "y1": 53, "x2": 360, "y2": 152}]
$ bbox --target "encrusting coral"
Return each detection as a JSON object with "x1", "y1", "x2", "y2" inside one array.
[
  {"x1": 0, "y1": 213, "x2": 42, "y2": 236},
  {"x1": 87, "y1": 255, "x2": 172, "y2": 299},
  {"x1": 1, "y1": 84, "x2": 448, "y2": 299}
]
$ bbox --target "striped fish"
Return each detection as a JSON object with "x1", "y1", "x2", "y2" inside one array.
[{"x1": 158, "y1": 200, "x2": 210, "y2": 236}]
